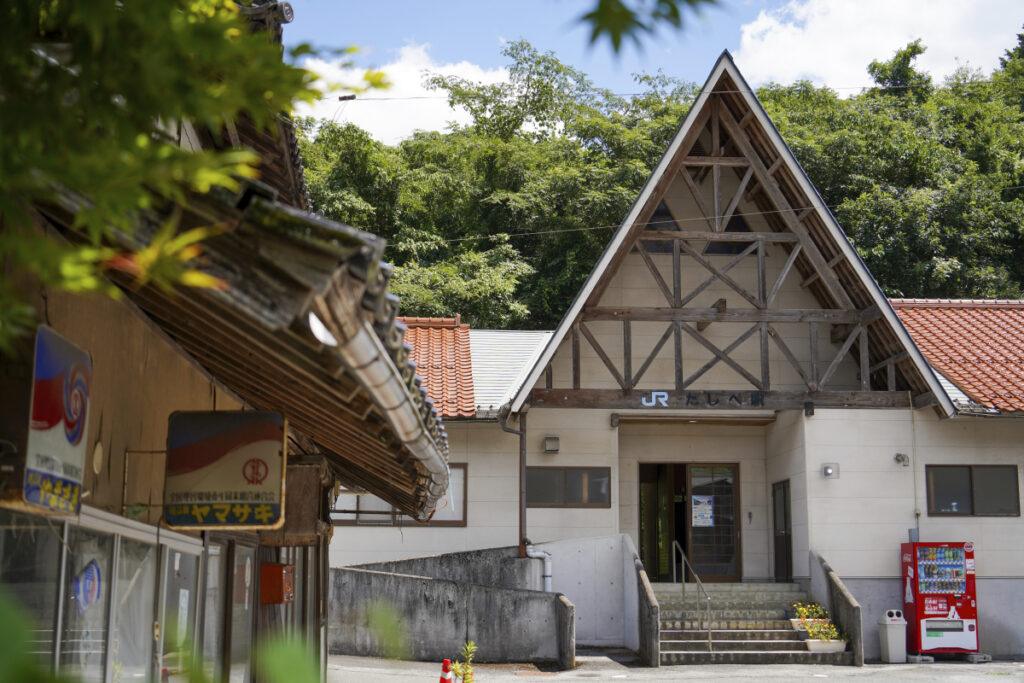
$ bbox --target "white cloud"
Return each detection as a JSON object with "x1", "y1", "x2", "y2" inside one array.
[
  {"x1": 293, "y1": 44, "x2": 507, "y2": 145},
  {"x1": 735, "y1": 0, "x2": 1021, "y2": 92}
]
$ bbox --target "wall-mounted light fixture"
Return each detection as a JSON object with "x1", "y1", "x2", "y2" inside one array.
[
  {"x1": 894, "y1": 453, "x2": 910, "y2": 467},
  {"x1": 822, "y1": 463, "x2": 840, "y2": 479},
  {"x1": 543, "y1": 435, "x2": 560, "y2": 454}
]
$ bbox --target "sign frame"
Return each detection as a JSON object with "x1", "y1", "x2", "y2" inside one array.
[{"x1": 163, "y1": 411, "x2": 288, "y2": 531}]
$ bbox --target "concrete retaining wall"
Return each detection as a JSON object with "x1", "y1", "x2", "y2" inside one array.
[
  {"x1": 634, "y1": 555, "x2": 660, "y2": 667},
  {"x1": 328, "y1": 567, "x2": 573, "y2": 667},
  {"x1": 352, "y1": 545, "x2": 540, "y2": 591},
  {"x1": 811, "y1": 551, "x2": 863, "y2": 666},
  {"x1": 537, "y1": 534, "x2": 638, "y2": 647}
]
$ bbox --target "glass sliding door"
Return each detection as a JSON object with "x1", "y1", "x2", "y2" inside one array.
[
  {"x1": 110, "y1": 538, "x2": 158, "y2": 681},
  {"x1": 60, "y1": 526, "x2": 114, "y2": 682},
  {"x1": 228, "y1": 545, "x2": 255, "y2": 683},
  {"x1": 161, "y1": 549, "x2": 199, "y2": 682},
  {"x1": 0, "y1": 509, "x2": 61, "y2": 667}
]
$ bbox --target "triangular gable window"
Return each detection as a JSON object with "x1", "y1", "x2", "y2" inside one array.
[
  {"x1": 704, "y1": 215, "x2": 753, "y2": 255},
  {"x1": 636, "y1": 202, "x2": 678, "y2": 254}
]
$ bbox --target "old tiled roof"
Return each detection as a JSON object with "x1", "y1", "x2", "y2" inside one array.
[
  {"x1": 398, "y1": 316, "x2": 476, "y2": 418},
  {"x1": 891, "y1": 299, "x2": 1024, "y2": 413}
]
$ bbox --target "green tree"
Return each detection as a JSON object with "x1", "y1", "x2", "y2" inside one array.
[{"x1": 0, "y1": 0, "x2": 322, "y2": 350}]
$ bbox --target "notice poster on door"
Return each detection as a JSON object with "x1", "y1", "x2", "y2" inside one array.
[{"x1": 692, "y1": 495, "x2": 714, "y2": 527}]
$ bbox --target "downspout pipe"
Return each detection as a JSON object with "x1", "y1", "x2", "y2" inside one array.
[
  {"x1": 525, "y1": 543, "x2": 553, "y2": 592},
  {"x1": 499, "y1": 405, "x2": 527, "y2": 558}
]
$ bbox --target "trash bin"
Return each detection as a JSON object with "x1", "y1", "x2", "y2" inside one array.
[{"x1": 878, "y1": 609, "x2": 907, "y2": 663}]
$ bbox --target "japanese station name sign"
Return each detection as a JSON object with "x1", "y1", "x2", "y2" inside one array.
[
  {"x1": 163, "y1": 411, "x2": 286, "y2": 530},
  {"x1": 24, "y1": 326, "x2": 91, "y2": 515}
]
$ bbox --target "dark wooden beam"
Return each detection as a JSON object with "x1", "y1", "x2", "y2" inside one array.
[
  {"x1": 545, "y1": 364, "x2": 553, "y2": 389},
  {"x1": 809, "y1": 321, "x2": 819, "y2": 390},
  {"x1": 767, "y1": 243, "x2": 802, "y2": 307},
  {"x1": 584, "y1": 106, "x2": 711, "y2": 307},
  {"x1": 579, "y1": 321, "x2": 627, "y2": 390},
  {"x1": 679, "y1": 322, "x2": 763, "y2": 390},
  {"x1": 682, "y1": 156, "x2": 750, "y2": 167},
  {"x1": 672, "y1": 237, "x2": 681, "y2": 308},
  {"x1": 860, "y1": 327, "x2": 870, "y2": 391},
  {"x1": 641, "y1": 230, "x2": 799, "y2": 242},
  {"x1": 767, "y1": 324, "x2": 812, "y2": 390},
  {"x1": 582, "y1": 307, "x2": 864, "y2": 323},
  {"x1": 636, "y1": 240, "x2": 675, "y2": 305},
  {"x1": 820, "y1": 323, "x2": 863, "y2": 389},
  {"x1": 623, "y1": 320, "x2": 633, "y2": 389},
  {"x1": 718, "y1": 106, "x2": 855, "y2": 310},
  {"x1": 530, "y1": 388, "x2": 913, "y2": 410},
  {"x1": 722, "y1": 167, "x2": 754, "y2": 229},
  {"x1": 760, "y1": 322, "x2": 770, "y2": 391},
  {"x1": 678, "y1": 238, "x2": 762, "y2": 308},
  {"x1": 632, "y1": 323, "x2": 675, "y2": 387},
  {"x1": 696, "y1": 298, "x2": 727, "y2": 331},
  {"x1": 678, "y1": 239, "x2": 758, "y2": 309},
  {"x1": 572, "y1": 325, "x2": 580, "y2": 390},
  {"x1": 673, "y1": 322, "x2": 683, "y2": 392},
  {"x1": 679, "y1": 166, "x2": 717, "y2": 233}
]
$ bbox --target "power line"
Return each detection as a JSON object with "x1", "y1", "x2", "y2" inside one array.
[
  {"x1": 320, "y1": 77, "x2": 1003, "y2": 103},
  {"x1": 387, "y1": 182, "x2": 1024, "y2": 249}
]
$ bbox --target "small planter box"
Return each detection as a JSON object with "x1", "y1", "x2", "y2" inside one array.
[
  {"x1": 805, "y1": 639, "x2": 848, "y2": 653},
  {"x1": 790, "y1": 618, "x2": 827, "y2": 631}
]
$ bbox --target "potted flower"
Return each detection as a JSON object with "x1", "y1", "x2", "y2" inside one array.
[
  {"x1": 804, "y1": 619, "x2": 848, "y2": 653},
  {"x1": 790, "y1": 601, "x2": 828, "y2": 636}
]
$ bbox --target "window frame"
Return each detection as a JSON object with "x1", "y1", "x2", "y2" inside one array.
[
  {"x1": 331, "y1": 463, "x2": 468, "y2": 527},
  {"x1": 925, "y1": 464, "x2": 1021, "y2": 517},
  {"x1": 525, "y1": 466, "x2": 613, "y2": 509}
]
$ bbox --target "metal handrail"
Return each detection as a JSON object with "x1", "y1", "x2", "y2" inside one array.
[{"x1": 672, "y1": 540, "x2": 712, "y2": 652}]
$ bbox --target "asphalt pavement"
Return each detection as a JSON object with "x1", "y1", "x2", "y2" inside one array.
[{"x1": 327, "y1": 649, "x2": 1024, "y2": 682}]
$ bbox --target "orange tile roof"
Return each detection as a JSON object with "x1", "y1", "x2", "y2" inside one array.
[
  {"x1": 397, "y1": 315, "x2": 476, "y2": 418},
  {"x1": 891, "y1": 299, "x2": 1024, "y2": 412}
]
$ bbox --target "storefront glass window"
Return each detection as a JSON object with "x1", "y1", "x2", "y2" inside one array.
[
  {"x1": 202, "y1": 543, "x2": 225, "y2": 682},
  {"x1": 60, "y1": 526, "x2": 113, "y2": 682},
  {"x1": 0, "y1": 509, "x2": 61, "y2": 666},
  {"x1": 162, "y1": 550, "x2": 199, "y2": 681},
  {"x1": 111, "y1": 538, "x2": 157, "y2": 681},
  {"x1": 229, "y1": 545, "x2": 255, "y2": 683}
]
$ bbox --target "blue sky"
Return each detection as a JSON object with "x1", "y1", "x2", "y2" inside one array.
[
  {"x1": 286, "y1": 0, "x2": 761, "y2": 94},
  {"x1": 286, "y1": 0, "x2": 1022, "y2": 144}
]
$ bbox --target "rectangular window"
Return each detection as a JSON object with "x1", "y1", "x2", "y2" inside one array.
[
  {"x1": 926, "y1": 465, "x2": 1020, "y2": 516},
  {"x1": 526, "y1": 467, "x2": 612, "y2": 507},
  {"x1": 331, "y1": 464, "x2": 467, "y2": 527}
]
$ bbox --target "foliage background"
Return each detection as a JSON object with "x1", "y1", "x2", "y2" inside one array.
[{"x1": 299, "y1": 37, "x2": 1024, "y2": 330}]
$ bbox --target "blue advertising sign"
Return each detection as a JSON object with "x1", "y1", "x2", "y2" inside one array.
[{"x1": 24, "y1": 326, "x2": 91, "y2": 514}]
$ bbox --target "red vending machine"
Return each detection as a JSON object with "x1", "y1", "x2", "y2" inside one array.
[{"x1": 900, "y1": 542, "x2": 978, "y2": 654}]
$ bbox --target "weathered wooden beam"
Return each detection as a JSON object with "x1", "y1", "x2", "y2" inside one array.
[
  {"x1": 860, "y1": 327, "x2": 870, "y2": 391},
  {"x1": 636, "y1": 240, "x2": 675, "y2": 305},
  {"x1": 809, "y1": 321, "x2": 819, "y2": 390},
  {"x1": 530, "y1": 388, "x2": 913, "y2": 410},
  {"x1": 722, "y1": 167, "x2": 754, "y2": 229},
  {"x1": 757, "y1": 240, "x2": 767, "y2": 307},
  {"x1": 696, "y1": 298, "x2": 728, "y2": 331},
  {"x1": 623, "y1": 320, "x2": 633, "y2": 389},
  {"x1": 582, "y1": 307, "x2": 863, "y2": 323},
  {"x1": 869, "y1": 351, "x2": 909, "y2": 375},
  {"x1": 585, "y1": 106, "x2": 711, "y2": 307},
  {"x1": 679, "y1": 322, "x2": 763, "y2": 390},
  {"x1": 718, "y1": 106, "x2": 855, "y2": 310},
  {"x1": 673, "y1": 322, "x2": 683, "y2": 391},
  {"x1": 579, "y1": 321, "x2": 627, "y2": 390},
  {"x1": 641, "y1": 230, "x2": 799, "y2": 242},
  {"x1": 800, "y1": 251, "x2": 846, "y2": 289},
  {"x1": 682, "y1": 156, "x2": 750, "y2": 167},
  {"x1": 887, "y1": 362, "x2": 897, "y2": 392},
  {"x1": 767, "y1": 324, "x2": 812, "y2": 389},
  {"x1": 678, "y1": 238, "x2": 762, "y2": 308},
  {"x1": 632, "y1": 323, "x2": 675, "y2": 387},
  {"x1": 672, "y1": 237, "x2": 681, "y2": 308},
  {"x1": 572, "y1": 325, "x2": 580, "y2": 390},
  {"x1": 913, "y1": 391, "x2": 937, "y2": 409},
  {"x1": 760, "y1": 322, "x2": 771, "y2": 391},
  {"x1": 545, "y1": 364, "x2": 553, "y2": 389},
  {"x1": 679, "y1": 167, "x2": 717, "y2": 233},
  {"x1": 767, "y1": 243, "x2": 803, "y2": 307},
  {"x1": 820, "y1": 323, "x2": 863, "y2": 389},
  {"x1": 678, "y1": 239, "x2": 759, "y2": 308}
]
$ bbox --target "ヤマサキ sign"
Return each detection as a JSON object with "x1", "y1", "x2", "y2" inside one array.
[
  {"x1": 163, "y1": 411, "x2": 286, "y2": 529},
  {"x1": 24, "y1": 326, "x2": 91, "y2": 514}
]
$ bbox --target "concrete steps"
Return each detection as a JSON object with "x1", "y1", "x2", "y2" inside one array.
[{"x1": 653, "y1": 582, "x2": 853, "y2": 667}]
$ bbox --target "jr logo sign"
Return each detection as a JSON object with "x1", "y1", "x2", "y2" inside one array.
[{"x1": 641, "y1": 391, "x2": 669, "y2": 407}]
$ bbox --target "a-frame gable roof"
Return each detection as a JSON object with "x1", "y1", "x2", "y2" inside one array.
[{"x1": 510, "y1": 51, "x2": 953, "y2": 416}]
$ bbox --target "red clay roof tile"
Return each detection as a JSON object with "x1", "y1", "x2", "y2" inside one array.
[
  {"x1": 891, "y1": 299, "x2": 1024, "y2": 412},
  {"x1": 397, "y1": 316, "x2": 476, "y2": 418}
]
